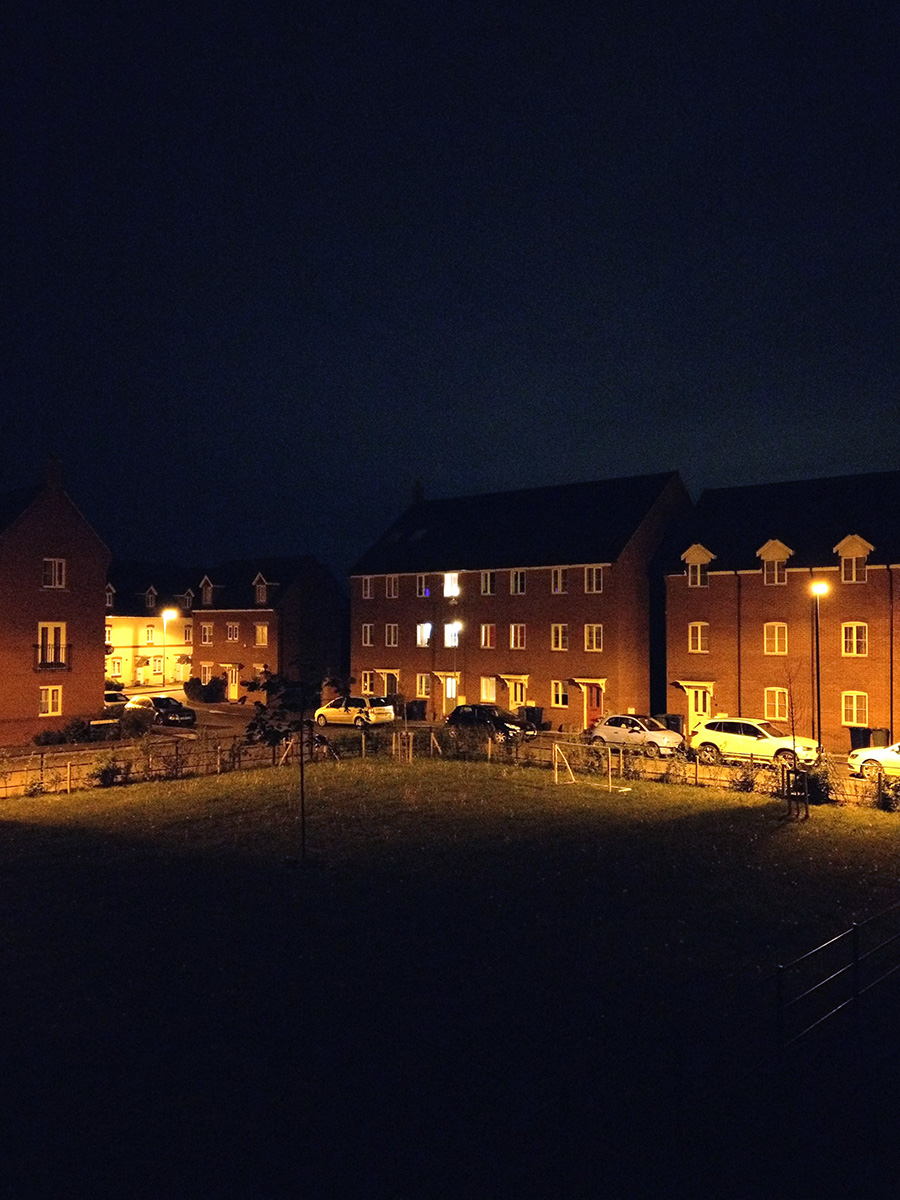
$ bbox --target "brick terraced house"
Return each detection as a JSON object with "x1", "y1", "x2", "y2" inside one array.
[
  {"x1": 351, "y1": 473, "x2": 689, "y2": 730},
  {"x1": 105, "y1": 562, "x2": 196, "y2": 687},
  {"x1": 664, "y1": 471, "x2": 900, "y2": 753}
]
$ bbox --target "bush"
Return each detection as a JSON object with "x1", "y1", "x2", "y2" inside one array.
[
  {"x1": 88, "y1": 754, "x2": 132, "y2": 788},
  {"x1": 877, "y1": 778, "x2": 900, "y2": 813},
  {"x1": 184, "y1": 675, "x2": 226, "y2": 703}
]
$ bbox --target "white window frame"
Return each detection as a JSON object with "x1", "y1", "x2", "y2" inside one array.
[
  {"x1": 511, "y1": 680, "x2": 526, "y2": 707},
  {"x1": 255, "y1": 583, "x2": 267, "y2": 604},
  {"x1": 764, "y1": 622, "x2": 788, "y2": 656},
  {"x1": 480, "y1": 676, "x2": 496, "y2": 702},
  {"x1": 110, "y1": 658, "x2": 122, "y2": 676},
  {"x1": 764, "y1": 560, "x2": 787, "y2": 586},
  {"x1": 445, "y1": 676, "x2": 458, "y2": 701},
  {"x1": 42, "y1": 558, "x2": 66, "y2": 589},
  {"x1": 201, "y1": 623, "x2": 213, "y2": 646},
  {"x1": 551, "y1": 568, "x2": 568, "y2": 594},
  {"x1": 362, "y1": 623, "x2": 374, "y2": 647},
  {"x1": 416, "y1": 622, "x2": 432, "y2": 647},
  {"x1": 688, "y1": 563, "x2": 709, "y2": 588},
  {"x1": 551, "y1": 623, "x2": 569, "y2": 651},
  {"x1": 227, "y1": 622, "x2": 239, "y2": 642},
  {"x1": 416, "y1": 574, "x2": 429, "y2": 597},
  {"x1": 842, "y1": 691, "x2": 868, "y2": 726},
  {"x1": 361, "y1": 670, "x2": 375, "y2": 694},
  {"x1": 200, "y1": 663, "x2": 213, "y2": 686},
  {"x1": 37, "y1": 622, "x2": 67, "y2": 666},
  {"x1": 386, "y1": 575, "x2": 399, "y2": 598},
  {"x1": 551, "y1": 680, "x2": 569, "y2": 708},
  {"x1": 152, "y1": 656, "x2": 163, "y2": 675},
  {"x1": 184, "y1": 624, "x2": 192, "y2": 644},
  {"x1": 443, "y1": 572, "x2": 460, "y2": 598},
  {"x1": 362, "y1": 576, "x2": 373, "y2": 599},
  {"x1": 385, "y1": 623, "x2": 399, "y2": 647},
  {"x1": 480, "y1": 623, "x2": 495, "y2": 650},
  {"x1": 416, "y1": 673, "x2": 431, "y2": 699},
  {"x1": 765, "y1": 687, "x2": 788, "y2": 721},
  {"x1": 254, "y1": 623, "x2": 268, "y2": 647},
  {"x1": 841, "y1": 556, "x2": 867, "y2": 583},
  {"x1": 509, "y1": 623, "x2": 525, "y2": 650},
  {"x1": 584, "y1": 566, "x2": 603, "y2": 594},
  {"x1": 39, "y1": 685, "x2": 62, "y2": 716},
  {"x1": 481, "y1": 571, "x2": 496, "y2": 595},
  {"x1": 146, "y1": 625, "x2": 155, "y2": 645},
  {"x1": 842, "y1": 622, "x2": 868, "y2": 657},
  {"x1": 584, "y1": 623, "x2": 603, "y2": 652},
  {"x1": 688, "y1": 622, "x2": 709, "y2": 653},
  {"x1": 444, "y1": 622, "x2": 461, "y2": 648},
  {"x1": 510, "y1": 570, "x2": 526, "y2": 595}
]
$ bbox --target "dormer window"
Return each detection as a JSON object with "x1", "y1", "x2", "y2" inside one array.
[
  {"x1": 834, "y1": 535, "x2": 874, "y2": 584},
  {"x1": 145, "y1": 588, "x2": 157, "y2": 610},
  {"x1": 757, "y1": 539, "x2": 792, "y2": 586},
  {"x1": 200, "y1": 577, "x2": 214, "y2": 606},
  {"x1": 105, "y1": 585, "x2": 115, "y2": 609},
  {"x1": 182, "y1": 591, "x2": 193, "y2": 611},
  {"x1": 682, "y1": 544, "x2": 715, "y2": 588},
  {"x1": 688, "y1": 563, "x2": 708, "y2": 588},
  {"x1": 842, "y1": 556, "x2": 867, "y2": 583}
]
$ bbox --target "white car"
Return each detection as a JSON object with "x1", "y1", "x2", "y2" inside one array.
[
  {"x1": 588, "y1": 714, "x2": 684, "y2": 757},
  {"x1": 691, "y1": 718, "x2": 820, "y2": 768},
  {"x1": 847, "y1": 743, "x2": 900, "y2": 781},
  {"x1": 314, "y1": 696, "x2": 395, "y2": 727}
]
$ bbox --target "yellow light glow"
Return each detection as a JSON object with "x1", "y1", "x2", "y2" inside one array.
[{"x1": 810, "y1": 582, "x2": 830, "y2": 597}]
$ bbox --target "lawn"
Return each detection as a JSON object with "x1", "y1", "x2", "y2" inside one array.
[{"x1": 2, "y1": 761, "x2": 900, "y2": 1198}]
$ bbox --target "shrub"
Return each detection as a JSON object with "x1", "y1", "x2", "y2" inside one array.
[
  {"x1": 184, "y1": 675, "x2": 226, "y2": 703},
  {"x1": 877, "y1": 778, "x2": 900, "y2": 813},
  {"x1": 88, "y1": 754, "x2": 132, "y2": 788},
  {"x1": 731, "y1": 764, "x2": 762, "y2": 793}
]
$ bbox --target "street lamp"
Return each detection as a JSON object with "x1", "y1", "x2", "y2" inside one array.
[
  {"x1": 811, "y1": 582, "x2": 829, "y2": 748},
  {"x1": 161, "y1": 608, "x2": 179, "y2": 687}
]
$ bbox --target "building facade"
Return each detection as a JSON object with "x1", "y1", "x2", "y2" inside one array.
[
  {"x1": 351, "y1": 474, "x2": 689, "y2": 730},
  {"x1": 105, "y1": 563, "x2": 195, "y2": 687}
]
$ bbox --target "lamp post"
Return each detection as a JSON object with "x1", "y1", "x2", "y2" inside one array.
[
  {"x1": 161, "y1": 608, "x2": 179, "y2": 687},
  {"x1": 811, "y1": 582, "x2": 829, "y2": 749}
]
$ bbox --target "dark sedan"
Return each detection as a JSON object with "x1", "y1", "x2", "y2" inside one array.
[
  {"x1": 125, "y1": 694, "x2": 197, "y2": 727},
  {"x1": 445, "y1": 704, "x2": 537, "y2": 743}
]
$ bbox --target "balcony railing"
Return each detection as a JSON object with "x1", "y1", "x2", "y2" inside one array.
[{"x1": 33, "y1": 645, "x2": 72, "y2": 671}]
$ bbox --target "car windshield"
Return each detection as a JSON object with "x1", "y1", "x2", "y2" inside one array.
[
  {"x1": 754, "y1": 721, "x2": 788, "y2": 738},
  {"x1": 155, "y1": 697, "x2": 179, "y2": 709},
  {"x1": 369, "y1": 698, "x2": 391, "y2": 707},
  {"x1": 637, "y1": 717, "x2": 665, "y2": 731},
  {"x1": 495, "y1": 709, "x2": 519, "y2": 723}
]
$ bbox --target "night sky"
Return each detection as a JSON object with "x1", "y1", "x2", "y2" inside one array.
[{"x1": 5, "y1": 0, "x2": 898, "y2": 580}]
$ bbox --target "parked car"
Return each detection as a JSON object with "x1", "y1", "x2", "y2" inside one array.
[
  {"x1": 104, "y1": 690, "x2": 128, "y2": 713},
  {"x1": 691, "y1": 718, "x2": 819, "y2": 768},
  {"x1": 445, "y1": 704, "x2": 537, "y2": 743},
  {"x1": 314, "y1": 696, "x2": 395, "y2": 727},
  {"x1": 124, "y1": 694, "x2": 197, "y2": 727},
  {"x1": 588, "y1": 714, "x2": 684, "y2": 757},
  {"x1": 847, "y1": 742, "x2": 900, "y2": 781}
]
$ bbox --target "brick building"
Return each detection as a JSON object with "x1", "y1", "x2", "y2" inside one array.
[
  {"x1": 663, "y1": 471, "x2": 900, "y2": 753},
  {"x1": 105, "y1": 563, "x2": 196, "y2": 687},
  {"x1": 0, "y1": 467, "x2": 110, "y2": 744},
  {"x1": 351, "y1": 473, "x2": 689, "y2": 730}
]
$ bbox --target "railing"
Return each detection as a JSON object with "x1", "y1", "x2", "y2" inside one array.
[{"x1": 33, "y1": 644, "x2": 72, "y2": 670}]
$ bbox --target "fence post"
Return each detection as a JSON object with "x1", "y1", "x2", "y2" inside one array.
[{"x1": 361, "y1": 732, "x2": 366, "y2": 759}]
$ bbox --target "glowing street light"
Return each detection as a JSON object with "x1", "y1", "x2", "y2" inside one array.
[
  {"x1": 161, "y1": 608, "x2": 179, "y2": 686},
  {"x1": 810, "y1": 582, "x2": 830, "y2": 748}
]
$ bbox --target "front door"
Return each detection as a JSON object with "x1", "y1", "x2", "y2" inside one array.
[
  {"x1": 585, "y1": 684, "x2": 604, "y2": 727},
  {"x1": 226, "y1": 666, "x2": 241, "y2": 702},
  {"x1": 685, "y1": 685, "x2": 712, "y2": 734}
]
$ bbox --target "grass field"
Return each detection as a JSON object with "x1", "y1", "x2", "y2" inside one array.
[{"x1": 3, "y1": 760, "x2": 900, "y2": 1198}]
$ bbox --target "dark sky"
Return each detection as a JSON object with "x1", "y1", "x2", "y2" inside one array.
[{"x1": 4, "y1": 0, "x2": 898, "y2": 579}]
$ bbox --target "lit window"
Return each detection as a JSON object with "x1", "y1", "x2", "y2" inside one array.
[
  {"x1": 480, "y1": 676, "x2": 496, "y2": 702},
  {"x1": 110, "y1": 659, "x2": 122, "y2": 676},
  {"x1": 765, "y1": 688, "x2": 788, "y2": 721},
  {"x1": 510, "y1": 570, "x2": 526, "y2": 595},
  {"x1": 152, "y1": 656, "x2": 163, "y2": 675},
  {"x1": 764, "y1": 623, "x2": 787, "y2": 655},
  {"x1": 551, "y1": 623, "x2": 569, "y2": 651},
  {"x1": 386, "y1": 623, "x2": 398, "y2": 647},
  {"x1": 764, "y1": 560, "x2": 787, "y2": 586},
  {"x1": 551, "y1": 680, "x2": 569, "y2": 708},
  {"x1": 551, "y1": 568, "x2": 568, "y2": 595},
  {"x1": 361, "y1": 671, "x2": 374, "y2": 694},
  {"x1": 688, "y1": 563, "x2": 709, "y2": 587},
  {"x1": 362, "y1": 577, "x2": 373, "y2": 599},
  {"x1": 480, "y1": 623, "x2": 496, "y2": 650},
  {"x1": 688, "y1": 622, "x2": 709, "y2": 653},
  {"x1": 509, "y1": 624, "x2": 525, "y2": 650},
  {"x1": 443, "y1": 572, "x2": 460, "y2": 598},
  {"x1": 481, "y1": 571, "x2": 496, "y2": 595},
  {"x1": 105, "y1": 625, "x2": 112, "y2": 644},
  {"x1": 584, "y1": 566, "x2": 603, "y2": 594},
  {"x1": 416, "y1": 575, "x2": 429, "y2": 597},
  {"x1": 146, "y1": 626, "x2": 155, "y2": 645},
  {"x1": 416, "y1": 673, "x2": 431, "y2": 699},
  {"x1": 39, "y1": 686, "x2": 62, "y2": 716},
  {"x1": 445, "y1": 676, "x2": 458, "y2": 700},
  {"x1": 255, "y1": 624, "x2": 268, "y2": 647},
  {"x1": 362, "y1": 623, "x2": 373, "y2": 646},
  {"x1": 842, "y1": 692, "x2": 868, "y2": 726},
  {"x1": 842, "y1": 623, "x2": 868, "y2": 656},
  {"x1": 37, "y1": 623, "x2": 67, "y2": 667},
  {"x1": 416, "y1": 622, "x2": 432, "y2": 647},
  {"x1": 42, "y1": 558, "x2": 66, "y2": 589},
  {"x1": 201, "y1": 624, "x2": 213, "y2": 646},
  {"x1": 842, "y1": 557, "x2": 867, "y2": 583},
  {"x1": 444, "y1": 622, "x2": 461, "y2": 648},
  {"x1": 386, "y1": 575, "x2": 399, "y2": 598},
  {"x1": 227, "y1": 623, "x2": 239, "y2": 641},
  {"x1": 584, "y1": 624, "x2": 603, "y2": 652}
]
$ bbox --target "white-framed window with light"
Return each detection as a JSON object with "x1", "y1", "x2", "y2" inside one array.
[
  {"x1": 184, "y1": 624, "x2": 192, "y2": 644},
  {"x1": 200, "y1": 663, "x2": 213, "y2": 685},
  {"x1": 511, "y1": 680, "x2": 526, "y2": 707},
  {"x1": 385, "y1": 623, "x2": 398, "y2": 647},
  {"x1": 416, "y1": 673, "x2": 431, "y2": 699},
  {"x1": 152, "y1": 656, "x2": 163, "y2": 675},
  {"x1": 764, "y1": 560, "x2": 787, "y2": 586},
  {"x1": 842, "y1": 691, "x2": 868, "y2": 726},
  {"x1": 480, "y1": 623, "x2": 495, "y2": 649},
  {"x1": 416, "y1": 574, "x2": 429, "y2": 597},
  {"x1": 510, "y1": 624, "x2": 525, "y2": 650},
  {"x1": 37, "y1": 623, "x2": 67, "y2": 666},
  {"x1": 227, "y1": 622, "x2": 239, "y2": 641},
  {"x1": 481, "y1": 571, "x2": 496, "y2": 595},
  {"x1": 361, "y1": 671, "x2": 375, "y2": 694},
  {"x1": 584, "y1": 566, "x2": 603, "y2": 594},
  {"x1": 416, "y1": 622, "x2": 432, "y2": 647},
  {"x1": 42, "y1": 558, "x2": 66, "y2": 589},
  {"x1": 362, "y1": 576, "x2": 373, "y2": 599},
  {"x1": 841, "y1": 556, "x2": 867, "y2": 583},
  {"x1": 444, "y1": 622, "x2": 461, "y2": 648},
  {"x1": 362, "y1": 624, "x2": 373, "y2": 646},
  {"x1": 765, "y1": 687, "x2": 788, "y2": 721},
  {"x1": 445, "y1": 676, "x2": 458, "y2": 701},
  {"x1": 510, "y1": 570, "x2": 526, "y2": 595},
  {"x1": 688, "y1": 622, "x2": 709, "y2": 653},
  {"x1": 254, "y1": 623, "x2": 268, "y2": 647},
  {"x1": 386, "y1": 575, "x2": 399, "y2": 598},
  {"x1": 39, "y1": 686, "x2": 62, "y2": 716},
  {"x1": 110, "y1": 658, "x2": 122, "y2": 676},
  {"x1": 201, "y1": 624, "x2": 213, "y2": 646},
  {"x1": 551, "y1": 568, "x2": 568, "y2": 594},
  {"x1": 764, "y1": 622, "x2": 787, "y2": 655},
  {"x1": 443, "y1": 572, "x2": 460, "y2": 598},
  {"x1": 480, "y1": 676, "x2": 496, "y2": 702},
  {"x1": 146, "y1": 625, "x2": 155, "y2": 644},
  {"x1": 551, "y1": 680, "x2": 569, "y2": 707},
  {"x1": 551, "y1": 623, "x2": 569, "y2": 651},
  {"x1": 584, "y1": 623, "x2": 603, "y2": 652},
  {"x1": 842, "y1": 623, "x2": 868, "y2": 656}
]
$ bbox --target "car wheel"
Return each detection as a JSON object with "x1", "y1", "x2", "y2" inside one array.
[
  {"x1": 153, "y1": 712, "x2": 164, "y2": 725},
  {"x1": 316, "y1": 714, "x2": 327, "y2": 726},
  {"x1": 698, "y1": 743, "x2": 721, "y2": 765},
  {"x1": 354, "y1": 716, "x2": 367, "y2": 728},
  {"x1": 774, "y1": 749, "x2": 797, "y2": 769},
  {"x1": 861, "y1": 759, "x2": 883, "y2": 781},
  {"x1": 644, "y1": 741, "x2": 660, "y2": 759},
  {"x1": 591, "y1": 735, "x2": 606, "y2": 746}
]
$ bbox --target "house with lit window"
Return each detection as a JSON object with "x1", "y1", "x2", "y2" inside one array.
[
  {"x1": 105, "y1": 562, "x2": 197, "y2": 686},
  {"x1": 350, "y1": 473, "x2": 690, "y2": 730},
  {"x1": 0, "y1": 465, "x2": 110, "y2": 744},
  {"x1": 663, "y1": 471, "x2": 900, "y2": 753}
]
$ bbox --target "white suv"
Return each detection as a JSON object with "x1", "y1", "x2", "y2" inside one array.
[
  {"x1": 314, "y1": 696, "x2": 395, "y2": 727},
  {"x1": 691, "y1": 718, "x2": 819, "y2": 768}
]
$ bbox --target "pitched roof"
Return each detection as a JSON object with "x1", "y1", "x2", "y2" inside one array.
[
  {"x1": 352, "y1": 472, "x2": 684, "y2": 575},
  {"x1": 108, "y1": 555, "x2": 324, "y2": 613},
  {"x1": 661, "y1": 469, "x2": 900, "y2": 573},
  {"x1": 0, "y1": 485, "x2": 42, "y2": 536}
]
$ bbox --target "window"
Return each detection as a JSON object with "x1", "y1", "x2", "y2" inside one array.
[
  {"x1": 255, "y1": 583, "x2": 267, "y2": 604},
  {"x1": 584, "y1": 624, "x2": 603, "y2": 652},
  {"x1": 37, "y1": 623, "x2": 66, "y2": 667},
  {"x1": 480, "y1": 676, "x2": 496, "y2": 702},
  {"x1": 444, "y1": 622, "x2": 461, "y2": 648},
  {"x1": 765, "y1": 687, "x2": 788, "y2": 721},
  {"x1": 551, "y1": 623, "x2": 569, "y2": 651},
  {"x1": 145, "y1": 590, "x2": 156, "y2": 610},
  {"x1": 511, "y1": 680, "x2": 526, "y2": 707},
  {"x1": 842, "y1": 623, "x2": 868, "y2": 656},
  {"x1": 146, "y1": 625, "x2": 155, "y2": 645},
  {"x1": 202, "y1": 582, "x2": 213, "y2": 605},
  {"x1": 764, "y1": 560, "x2": 787, "y2": 586},
  {"x1": 105, "y1": 624, "x2": 112, "y2": 644},
  {"x1": 510, "y1": 570, "x2": 526, "y2": 595},
  {"x1": 385, "y1": 623, "x2": 398, "y2": 647},
  {"x1": 842, "y1": 692, "x2": 868, "y2": 726},
  {"x1": 362, "y1": 576, "x2": 373, "y2": 599},
  {"x1": 551, "y1": 568, "x2": 568, "y2": 594},
  {"x1": 481, "y1": 571, "x2": 496, "y2": 595},
  {"x1": 184, "y1": 624, "x2": 192, "y2": 644},
  {"x1": 201, "y1": 623, "x2": 213, "y2": 646},
  {"x1": 152, "y1": 656, "x2": 163, "y2": 675},
  {"x1": 110, "y1": 658, "x2": 122, "y2": 676},
  {"x1": 361, "y1": 671, "x2": 375, "y2": 694},
  {"x1": 584, "y1": 566, "x2": 603, "y2": 594},
  {"x1": 39, "y1": 686, "x2": 62, "y2": 716},
  {"x1": 200, "y1": 663, "x2": 213, "y2": 686},
  {"x1": 842, "y1": 556, "x2": 867, "y2": 583},
  {"x1": 254, "y1": 624, "x2": 268, "y2": 647},
  {"x1": 688, "y1": 622, "x2": 709, "y2": 653},
  {"x1": 416, "y1": 574, "x2": 429, "y2": 597},
  {"x1": 480, "y1": 623, "x2": 496, "y2": 650},
  {"x1": 443, "y1": 572, "x2": 460, "y2": 598},
  {"x1": 42, "y1": 558, "x2": 66, "y2": 589},
  {"x1": 227, "y1": 622, "x2": 239, "y2": 641},
  {"x1": 764, "y1": 622, "x2": 787, "y2": 655},
  {"x1": 416, "y1": 673, "x2": 431, "y2": 699},
  {"x1": 510, "y1": 623, "x2": 525, "y2": 650},
  {"x1": 551, "y1": 680, "x2": 569, "y2": 708},
  {"x1": 688, "y1": 563, "x2": 709, "y2": 587},
  {"x1": 416, "y1": 622, "x2": 432, "y2": 647},
  {"x1": 362, "y1": 623, "x2": 373, "y2": 646},
  {"x1": 183, "y1": 592, "x2": 193, "y2": 611},
  {"x1": 386, "y1": 575, "x2": 399, "y2": 598},
  {"x1": 445, "y1": 676, "x2": 458, "y2": 700},
  {"x1": 105, "y1": 586, "x2": 114, "y2": 609}
]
